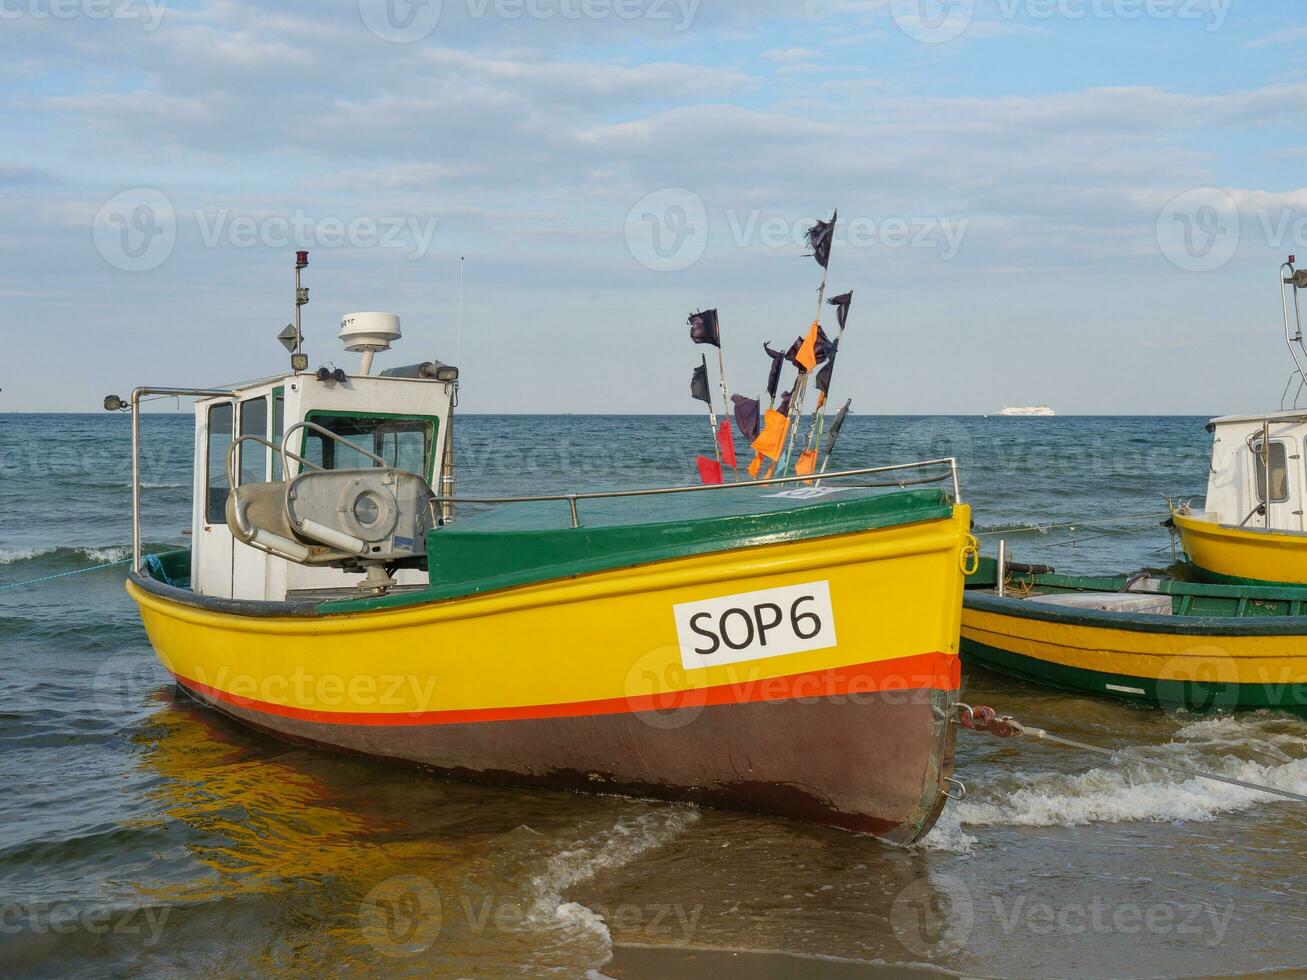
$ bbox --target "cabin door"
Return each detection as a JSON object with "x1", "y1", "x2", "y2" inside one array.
[
  {"x1": 1251, "y1": 435, "x2": 1303, "y2": 532},
  {"x1": 195, "y1": 400, "x2": 235, "y2": 598}
]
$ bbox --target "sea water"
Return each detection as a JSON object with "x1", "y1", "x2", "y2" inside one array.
[{"x1": 3, "y1": 412, "x2": 1305, "y2": 978}]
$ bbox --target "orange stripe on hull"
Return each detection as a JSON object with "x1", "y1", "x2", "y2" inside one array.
[{"x1": 174, "y1": 651, "x2": 958, "y2": 728}]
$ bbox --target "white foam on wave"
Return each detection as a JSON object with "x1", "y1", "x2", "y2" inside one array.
[
  {"x1": 526, "y1": 808, "x2": 698, "y2": 969},
  {"x1": 0, "y1": 546, "x2": 57, "y2": 565},
  {"x1": 957, "y1": 726, "x2": 1307, "y2": 828},
  {"x1": 81, "y1": 546, "x2": 130, "y2": 563},
  {"x1": 916, "y1": 803, "x2": 978, "y2": 854}
]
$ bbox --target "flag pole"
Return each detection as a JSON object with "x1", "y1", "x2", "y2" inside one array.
[
  {"x1": 716, "y1": 342, "x2": 737, "y2": 478},
  {"x1": 780, "y1": 258, "x2": 830, "y2": 475}
]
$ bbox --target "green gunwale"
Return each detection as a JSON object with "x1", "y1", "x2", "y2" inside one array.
[
  {"x1": 321, "y1": 488, "x2": 954, "y2": 614},
  {"x1": 961, "y1": 638, "x2": 1307, "y2": 715}
]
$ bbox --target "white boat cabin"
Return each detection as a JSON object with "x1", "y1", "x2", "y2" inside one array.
[
  {"x1": 190, "y1": 320, "x2": 456, "y2": 601},
  {"x1": 1198, "y1": 410, "x2": 1307, "y2": 532}
]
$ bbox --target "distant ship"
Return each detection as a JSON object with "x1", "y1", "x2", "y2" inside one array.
[{"x1": 998, "y1": 406, "x2": 1055, "y2": 417}]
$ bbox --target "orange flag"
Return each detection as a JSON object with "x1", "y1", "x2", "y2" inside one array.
[
  {"x1": 750, "y1": 409, "x2": 790, "y2": 461},
  {"x1": 795, "y1": 449, "x2": 818, "y2": 484},
  {"x1": 717, "y1": 419, "x2": 737, "y2": 468},
  {"x1": 748, "y1": 452, "x2": 764, "y2": 479},
  {"x1": 795, "y1": 320, "x2": 820, "y2": 372}
]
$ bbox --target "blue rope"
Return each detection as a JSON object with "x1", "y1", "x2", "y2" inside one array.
[{"x1": 0, "y1": 556, "x2": 135, "y2": 593}]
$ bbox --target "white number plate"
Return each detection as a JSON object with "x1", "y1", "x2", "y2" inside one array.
[{"x1": 673, "y1": 581, "x2": 837, "y2": 670}]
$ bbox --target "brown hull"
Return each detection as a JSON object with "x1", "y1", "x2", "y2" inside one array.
[{"x1": 178, "y1": 680, "x2": 955, "y2": 845}]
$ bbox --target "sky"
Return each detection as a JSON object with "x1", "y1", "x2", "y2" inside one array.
[{"x1": 1, "y1": 0, "x2": 1306, "y2": 414}]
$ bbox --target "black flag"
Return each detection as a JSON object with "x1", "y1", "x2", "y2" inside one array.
[
  {"x1": 732, "y1": 394, "x2": 761, "y2": 441},
  {"x1": 827, "y1": 291, "x2": 852, "y2": 331},
  {"x1": 688, "y1": 309, "x2": 720, "y2": 347},
  {"x1": 827, "y1": 399, "x2": 851, "y2": 442},
  {"x1": 691, "y1": 355, "x2": 712, "y2": 405},
  {"x1": 805, "y1": 211, "x2": 837, "y2": 269},
  {"x1": 816, "y1": 343, "x2": 838, "y2": 396},
  {"x1": 763, "y1": 342, "x2": 785, "y2": 398},
  {"x1": 778, "y1": 389, "x2": 793, "y2": 418}
]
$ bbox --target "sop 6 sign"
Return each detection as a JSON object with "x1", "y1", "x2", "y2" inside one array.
[{"x1": 674, "y1": 582, "x2": 837, "y2": 670}]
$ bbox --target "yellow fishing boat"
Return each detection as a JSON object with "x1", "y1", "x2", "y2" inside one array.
[
  {"x1": 1172, "y1": 256, "x2": 1307, "y2": 585},
  {"x1": 961, "y1": 557, "x2": 1307, "y2": 713},
  {"x1": 111, "y1": 252, "x2": 978, "y2": 846}
]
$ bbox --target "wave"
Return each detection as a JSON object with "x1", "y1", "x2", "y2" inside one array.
[
  {"x1": 957, "y1": 716, "x2": 1307, "y2": 828},
  {"x1": 916, "y1": 805, "x2": 978, "y2": 854},
  {"x1": 0, "y1": 543, "x2": 177, "y2": 570},
  {"x1": 525, "y1": 808, "x2": 698, "y2": 970}
]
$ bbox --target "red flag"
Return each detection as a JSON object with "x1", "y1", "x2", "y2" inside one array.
[
  {"x1": 717, "y1": 419, "x2": 736, "y2": 468},
  {"x1": 696, "y1": 455, "x2": 723, "y2": 485}
]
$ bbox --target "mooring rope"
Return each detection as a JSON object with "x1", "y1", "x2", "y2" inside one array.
[
  {"x1": 974, "y1": 511, "x2": 1172, "y2": 539},
  {"x1": 0, "y1": 556, "x2": 135, "y2": 593},
  {"x1": 959, "y1": 704, "x2": 1307, "y2": 804}
]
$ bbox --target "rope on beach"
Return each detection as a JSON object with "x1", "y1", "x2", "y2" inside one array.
[
  {"x1": 958, "y1": 704, "x2": 1307, "y2": 804},
  {"x1": 0, "y1": 557, "x2": 134, "y2": 593}
]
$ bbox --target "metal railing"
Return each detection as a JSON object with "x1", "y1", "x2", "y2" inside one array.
[
  {"x1": 129, "y1": 387, "x2": 237, "y2": 571},
  {"x1": 428, "y1": 458, "x2": 962, "y2": 529}
]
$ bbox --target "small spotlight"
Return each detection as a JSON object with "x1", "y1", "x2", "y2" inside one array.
[
  {"x1": 434, "y1": 365, "x2": 459, "y2": 382},
  {"x1": 290, "y1": 353, "x2": 309, "y2": 372},
  {"x1": 104, "y1": 395, "x2": 125, "y2": 412}
]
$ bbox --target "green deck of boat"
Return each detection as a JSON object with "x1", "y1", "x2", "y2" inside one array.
[{"x1": 324, "y1": 487, "x2": 954, "y2": 613}]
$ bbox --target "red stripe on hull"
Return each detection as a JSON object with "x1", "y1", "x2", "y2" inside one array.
[{"x1": 173, "y1": 651, "x2": 958, "y2": 728}]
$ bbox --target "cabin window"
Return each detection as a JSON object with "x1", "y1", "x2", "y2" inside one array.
[
  {"x1": 271, "y1": 390, "x2": 285, "y2": 481},
  {"x1": 302, "y1": 413, "x2": 435, "y2": 481},
  {"x1": 206, "y1": 402, "x2": 234, "y2": 523},
  {"x1": 1252, "y1": 439, "x2": 1289, "y2": 504},
  {"x1": 239, "y1": 397, "x2": 269, "y2": 486}
]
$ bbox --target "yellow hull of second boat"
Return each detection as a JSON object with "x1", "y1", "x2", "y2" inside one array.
[{"x1": 1173, "y1": 511, "x2": 1307, "y2": 586}]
